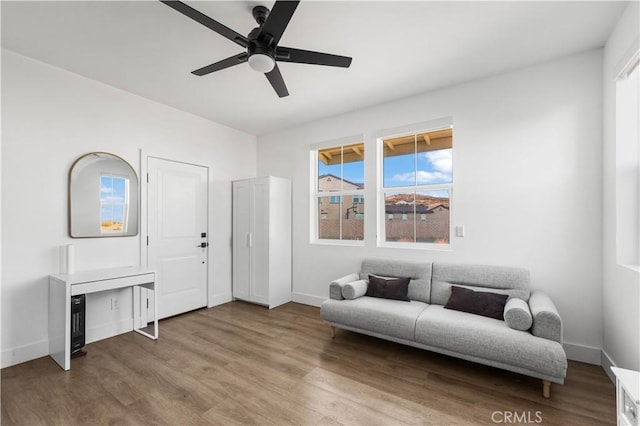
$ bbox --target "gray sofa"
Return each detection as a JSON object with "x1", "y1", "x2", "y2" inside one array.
[{"x1": 320, "y1": 259, "x2": 567, "y2": 398}]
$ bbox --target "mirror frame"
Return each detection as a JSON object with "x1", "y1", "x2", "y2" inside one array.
[{"x1": 68, "y1": 152, "x2": 139, "y2": 238}]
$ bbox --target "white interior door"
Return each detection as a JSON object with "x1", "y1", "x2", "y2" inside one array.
[{"x1": 147, "y1": 157, "x2": 208, "y2": 319}]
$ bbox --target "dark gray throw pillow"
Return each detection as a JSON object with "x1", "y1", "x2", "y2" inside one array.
[
  {"x1": 444, "y1": 286, "x2": 508, "y2": 320},
  {"x1": 366, "y1": 275, "x2": 411, "y2": 301}
]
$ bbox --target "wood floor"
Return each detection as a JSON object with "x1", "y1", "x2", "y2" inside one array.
[{"x1": 2, "y1": 301, "x2": 616, "y2": 425}]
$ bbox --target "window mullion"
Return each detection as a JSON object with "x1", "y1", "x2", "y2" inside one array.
[
  {"x1": 413, "y1": 134, "x2": 417, "y2": 242},
  {"x1": 339, "y1": 146, "x2": 344, "y2": 240}
]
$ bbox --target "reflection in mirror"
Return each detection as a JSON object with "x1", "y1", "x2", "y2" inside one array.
[{"x1": 69, "y1": 152, "x2": 139, "y2": 237}]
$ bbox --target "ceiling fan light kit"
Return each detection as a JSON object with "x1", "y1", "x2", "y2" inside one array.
[
  {"x1": 248, "y1": 54, "x2": 275, "y2": 73},
  {"x1": 160, "y1": 0, "x2": 352, "y2": 98}
]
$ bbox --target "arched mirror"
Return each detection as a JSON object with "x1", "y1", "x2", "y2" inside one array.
[{"x1": 69, "y1": 152, "x2": 139, "y2": 238}]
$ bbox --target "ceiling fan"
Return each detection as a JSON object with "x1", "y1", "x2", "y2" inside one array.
[{"x1": 160, "y1": 0, "x2": 352, "y2": 98}]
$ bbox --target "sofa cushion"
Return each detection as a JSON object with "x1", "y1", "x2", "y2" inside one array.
[
  {"x1": 329, "y1": 273, "x2": 360, "y2": 300},
  {"x1": 360, "y1": 259, "x2": 432, "y2": 303},
  {"x1": 504, "y1": 298, "x2": 533, "y2": 331},
  {"x1": 321, "y1": 297, "x2": 429, "y2": 341},
  {"x1": 444, "y1": 286, "x2": 508, "y2": 320},
  {"x1": 342, "y1": 280, "x2": 368, "y2": 300},
  {"x1": 415, "y1": 305, "x2": 567, "y2": 379},
  {"x1": 431, "y1": 263, "x2": 530, "y2": 306},
  {"x1": 366, "y1": 275, "x2": 411, "y2": 301}
]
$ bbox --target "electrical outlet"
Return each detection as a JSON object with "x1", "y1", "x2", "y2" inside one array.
[{"x1": 110, "y1": 298, "x2": 120, "y2": 310}]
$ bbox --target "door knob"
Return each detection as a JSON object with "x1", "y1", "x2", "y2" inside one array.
[{"x1": 196, "y1": 242, "x2": 208, "y2": 248}]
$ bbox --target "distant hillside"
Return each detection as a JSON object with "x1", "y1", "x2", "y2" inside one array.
[{"x1": 385, "y1": 193, "x2": 449, "y2": 207}]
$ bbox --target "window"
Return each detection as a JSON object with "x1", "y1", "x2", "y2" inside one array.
[
  {"x1": 313, "y1": 141, "x2": 365, "y2": 242},
  {"x1": 380, "y1": 126, "x2": 452, "y2": 245},
  {"x1": 616, "y1": 54, "x2": 639, "y2": 269},
  {"x1": 100, "y1": 174, "x2": 130, "y2": 234}
]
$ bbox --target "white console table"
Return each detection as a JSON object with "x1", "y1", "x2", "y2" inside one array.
[{"x1": 48, "y1": 266, "x2": 157, "y2": 371}]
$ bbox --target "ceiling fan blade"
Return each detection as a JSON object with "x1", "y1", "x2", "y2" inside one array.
[
  {"x1": 275, "y1": 47, "x2": 352, "y2": 68},
  {"x1": 191, "y1": 53, "x2": 248, "y2": 76},
  {"x1": 257, "y1": 1, "x2": 300, "y2": 47},
  {"x1": 265, "y1": 64, "x2": 289, "y2": 98},
  {"x1": 160, "y1": 1, "x2": 249, "y2": 48}
]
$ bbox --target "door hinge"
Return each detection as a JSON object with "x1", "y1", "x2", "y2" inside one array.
[
  {"x1": 146, "y1": 236, "x2": 149, "y2": 246},
  {"x1": 147, "y1": 173, "x2": 149, "y2": 183},
  {"x1": 147, "y1": 298, "x2": 149, "y2": 309}
]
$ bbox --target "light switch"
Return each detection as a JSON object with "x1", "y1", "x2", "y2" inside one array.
[{"x1": 455, "y1": 225, "x2": 465, "y2": 237}]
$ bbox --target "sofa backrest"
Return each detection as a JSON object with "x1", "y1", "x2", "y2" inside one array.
[
  {"x1": 430, "y1": 262, "x2": 530, "y2": 305},
  {"x1": 359, "y1": 258, "x2": 432, "y2": 303}
]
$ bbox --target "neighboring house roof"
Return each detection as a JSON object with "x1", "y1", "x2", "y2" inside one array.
[
  {"x1": 428, "y1": 204, "x2": 450, "y2": 212},
  {"x1": 318, "y1": 174, "x2": 364, "y2": 190}
]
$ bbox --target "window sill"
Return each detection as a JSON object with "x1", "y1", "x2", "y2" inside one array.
[
  {"x1": 618, "y1": 263, "x2": 640, "y2": 273},
  {"x1": 377, "y1": 241, "x2": 453, "y2": 251},
  {"x1": 311, "y1": 239, "x2": 365, "y2": 247}
]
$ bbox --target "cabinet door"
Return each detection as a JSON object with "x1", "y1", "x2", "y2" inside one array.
[
  {"x1": 250, "y1": 178, "x2": 270, "y2": 305},
  {"x1": 232, "y1": 180, "x2": 252, "y2": 300}
]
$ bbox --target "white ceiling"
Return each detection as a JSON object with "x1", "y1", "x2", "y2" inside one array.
[{"x1": 1, "y1": 1, "x2": 627, "y2": 136}]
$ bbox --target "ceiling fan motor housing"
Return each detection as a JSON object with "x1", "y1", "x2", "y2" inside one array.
[
  {"x1": 247, "y1": 25, "x2": 276, "y2": 73},
  {"x1": 247, "y1": 13, "x2": 276, "y2": 73}
]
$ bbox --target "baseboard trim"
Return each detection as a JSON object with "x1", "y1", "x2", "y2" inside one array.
[
  {"x1": 292, "y1": 292, "x2": 325, "y2": 307},
  {"x1": 208, "y1": 293, "x2": 233, "y2": 308},
  {"x1": 2, "y1": 319, "x2": 135, "y2": 369},
  {"x1": 86, "y1": 319, "x2": 133, "y2": 344},
  {"x1": 601, "y1": 350, "x2": 617, "y2": 383},
  {"x1": 1, "y1": 339, "x2": 49, "y2": 369},
  {"x1": 563, "y1": 342, "x2": 601, "y2": 365}
]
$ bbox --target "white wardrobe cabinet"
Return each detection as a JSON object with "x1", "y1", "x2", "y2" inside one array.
[{"x1": 232, "y1": 176, "x2": 291, "y2": 308}]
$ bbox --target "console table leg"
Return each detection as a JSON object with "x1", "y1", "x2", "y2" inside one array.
[
  {"x1": 542, "y1": 380, "x2": 551, "y2": 398},
  {"x1": 330, "y1": 326, "x2": 336, "y2": 338}
]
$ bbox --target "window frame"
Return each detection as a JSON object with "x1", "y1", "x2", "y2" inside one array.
[
  {"x1": 376, "y1": 118, "x2": 454, "y2": 250},
  {"x1": 310, "y1": 135, "x2": 366, "y2": 246},
  {"x1": 614, "y1": 50, "x2": 640, "y2": 271}
]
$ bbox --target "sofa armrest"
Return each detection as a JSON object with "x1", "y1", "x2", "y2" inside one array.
[
  {"x1": 329, "y1": 273, "x2": 360, "y2": 300},
  {"x1": 529, "y1": 290, "x2": 563, "y2": 343}
]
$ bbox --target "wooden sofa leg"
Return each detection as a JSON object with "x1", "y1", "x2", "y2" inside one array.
[
  {"x1": 542, "y1": 380, "x2": 551, "y2": 398},
  {"x1": 330, "y1": 326, "x2": 336, "y2": 338}
]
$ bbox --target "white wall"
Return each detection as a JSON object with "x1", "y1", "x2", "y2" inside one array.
[
  {"x1": 602, "y1": 2, "x2": 640, "y2": 373},
  {"x1": 1, "y1": 50, "x2": 257, "y2": 367},
  {"x1": 258, "y1": 50, "x2": 604, "y2": 363}
]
